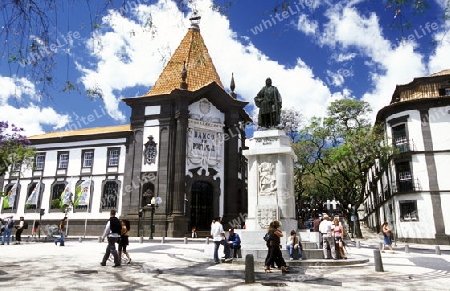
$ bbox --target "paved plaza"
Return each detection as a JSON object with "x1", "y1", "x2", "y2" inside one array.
[{"x1": 1, "y1": 228, "x2": 449, "y2": 291}]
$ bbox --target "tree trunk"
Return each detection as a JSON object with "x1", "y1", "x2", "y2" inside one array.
[{"x1": 354, "y1": 216, "x2": 363, "y2": 238}]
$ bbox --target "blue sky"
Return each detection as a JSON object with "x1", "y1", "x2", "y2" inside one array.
[{"x1": 1, "y1": 0, "x2": 449, "y2": 137}]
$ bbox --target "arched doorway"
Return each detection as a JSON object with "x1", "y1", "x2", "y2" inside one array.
[{"x1": 190, "y1": 181, "x2": 213, "y2": 231}]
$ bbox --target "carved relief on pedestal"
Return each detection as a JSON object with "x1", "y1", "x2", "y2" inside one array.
[
  {"x1": 257, "y1": 205, "x2": 278, "y2": 229},
  {"x1": 258, "y1": 161, "x2": 277, "y2": 195}
]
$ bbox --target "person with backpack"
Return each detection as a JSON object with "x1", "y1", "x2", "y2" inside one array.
[
  {"x1": 100, "y1": 209, "x2": 121, "y2": 267},
  {"x1": 54, "y1": 217, "x2": 67, "y2": 246},
  {"x1": 1, "y1": 216, "x2": 14, "y2": 245},
  {"x1": 14, "y1": 216, "x2": 25, "y2": 244}
]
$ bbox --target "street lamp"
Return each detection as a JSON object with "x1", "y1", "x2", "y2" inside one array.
[{"x1": 149, "y1": 196, "x2": 162, "y2": 240}]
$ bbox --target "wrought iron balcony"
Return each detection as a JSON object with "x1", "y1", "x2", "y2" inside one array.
[
  {"x1": 393, "y1": 139, "x2": 415, "y2": 153},
  {"x1": 391, "y1": 179, "x2": 421, "y2": 193}
]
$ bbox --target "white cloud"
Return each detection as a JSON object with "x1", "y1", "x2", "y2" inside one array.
[
  {"x1": 296, "y1": 13, "x2": 319, "y2": 36},
  {"x1": 428, "y1": 26, "x2": 450, "y2": 74},
  {"x1": 362, "y1": 42, "x2": 426, "y2": 120},
  {"x1": 0, "y1": 76, "x2": 36, "y2": 104},
  {"x1": 0, "y1": 103, "x2": 70, "y2": 136},
  {"x1": 77, "y1": 0, "x2": 337, "y2": 124},
  {"x1": 317, "y1": 4, "x2": 426, "y2": 121},
  {"x1": 0, "y1": 76, "x2": 70, "y2": 136}
]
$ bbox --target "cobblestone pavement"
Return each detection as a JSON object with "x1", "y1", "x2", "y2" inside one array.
[{"x1": 0, "y1": 227, "x2": 449, "y2": 291}]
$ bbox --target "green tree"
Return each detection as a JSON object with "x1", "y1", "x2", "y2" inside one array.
[
  {"x1": 295, "y1": 99, "x2": 394, "y2": 238},
  {"x1": 0, "y1": 122, "x2": 35, "y2": 177}
]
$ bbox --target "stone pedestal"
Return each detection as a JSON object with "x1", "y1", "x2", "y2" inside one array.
[
  {"x1": 238, "y1": 129, "x2": 297, "y2": 254},
  {"x1": 243, "y1": 129, "x2": 297, "y2": 231}
]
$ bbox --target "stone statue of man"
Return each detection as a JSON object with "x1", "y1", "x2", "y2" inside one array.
[{"x1": 254, "y1": 78, "x2": 282, "y2": 128}]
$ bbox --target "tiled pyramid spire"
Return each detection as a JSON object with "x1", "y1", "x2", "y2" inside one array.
[{"x1": 143, "y1": 12, "x2": 223, "y2": 97}]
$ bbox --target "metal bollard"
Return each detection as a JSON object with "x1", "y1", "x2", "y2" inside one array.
[
  {"x1": 161, "y1": 237, "x2": 166, "y2": 244},
  {"x1": 184, "y1": 237, "x2": 188, "y2": 244},
  {"x1": 435, "y1": 246, "x2": 441, "y2": 255},
  {"x1": 374, "y1": 250, "x2": 384, "y2": 272},
  {"x1": 379, "y1": 242, "x2": 383, "y2": 250},
  {"x1": 139, "y1": 236, "x2": 144, "y2": 244},
  {"x1": 405, "y1": 244, "x2": 409, "y2": 253},
  {"x1": 98, "y1": 236, "x2": 102, "y2": 243},
  {"x1": 79, "y1": 237, "x2": 83, "y2": 243},
  {"x1": 245, "y1": 254, "x2": 255, "y2": 284},
  {"x1": 356, "y1": 240, "x2": 360, "y2": 249},
  {"x1": 206, "y1": 237, "x2": 210, "y2": 244}
]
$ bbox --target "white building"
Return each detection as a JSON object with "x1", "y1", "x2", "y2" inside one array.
[
  {"x1": 363, "y1": 69, "x2": 450, "y2": 244},
  {"x1": 0, "y1": 16, "x2": 251, "y2": 237}
]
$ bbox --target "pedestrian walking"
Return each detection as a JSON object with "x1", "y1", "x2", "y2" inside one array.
[
  {"x1": 210, "y1": 217, "x2": 232, "y2": 264},
  {"x1": 332, "y1": 217, "x2": 347, "y2": 259},
  {"x1": 118, "y1": 219, "x2": 131, "y2": 265},
  {"x1": 319, "y1": 214, "x2": 336, "y2": 259},
  {"x1": 14, "y1": 217, "x2": 25, "y2": 244},
  {"x1": 100, "y1": 209, "x2": 122, "y2": 267},
  {"x1": 1, "y1": 216, "x2": 14, "y2": 245},
  {"x1": 381, "y1": 222, "x2": 395, "y2": 253},
  {"x1": 32, "y1": 221, "x2": 40, "y2": 239},
  {"x1": 54, "y1": 217, "x2": 67, "y2": 246},
  {"x1": 264, "y1": 220, "x2": 289, "y2": 273}
]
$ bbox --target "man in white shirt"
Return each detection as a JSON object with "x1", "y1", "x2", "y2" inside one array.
[
  {"x1": 210, "y1": 217, "x2": 232, "y2": 264},
  {"x1": 318, "y1": 214, "x2": 336, "y2": 259},
  {"x1": 100, "y1": 210, "x2": 121, "y2": 267}
]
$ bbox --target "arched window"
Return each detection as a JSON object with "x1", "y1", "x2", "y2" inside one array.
[
  {"x1": 74, "y1": 179, "x2": 93, "y2": 211},
  {"x1": 50, "y1": 182, "x2": 67, "y2": 210},
  {"x1": 25, "y1": 182, "x2": 44, "y2": 211},
  {"x1": 2, "y1": 183, "x2": 20, "y2": 210},
  {"x1": 101, "y1": 180, "x2": 119, "y2": 210}
]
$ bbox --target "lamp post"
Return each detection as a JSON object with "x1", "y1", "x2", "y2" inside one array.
[
  {"x1": 138, "y1": 208, "x2": 143, "y2": 237},
  {"x1": 149, "y1": 197, "x2": 156, "y2": 240},
  {"x1": 39, "y1": 208, "x2": 45, "y2": 239},
  {"x1": 149, "y1": 196, "x2": 162, "y2": 240}
]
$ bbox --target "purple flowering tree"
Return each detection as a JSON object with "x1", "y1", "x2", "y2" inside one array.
[{"x1": 0, "y1": 121, "x2": 35, "y2": 177}]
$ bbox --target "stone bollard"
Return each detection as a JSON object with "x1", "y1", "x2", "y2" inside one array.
[
  {"x1": 356, "y1": 240, "x2": 360, "y2": 249},
  {"x1": 374, "y1": 250, "x2": 384, "y2": 272},
  {"x1": 79, "y1": 237, "x2": 83, "y2": 243},
  {"x1": 161, "y1": 237, "x2": 166, "y2": 244},
  {"x1": 206, "y1": 237, "x2": 210, "y2": 244},
  {"x1": 184, "y1": 237, "x2": 188, "y2": 244},
  {"x1": 98, "y1": 236, "x2": 102, "y2": 243},
  {"x1": 405, "y1": 244, "x2": 409, "y2": 253},
  {"x1": 435, "y1": 246, "x2": 441, "y2": 255},
  {"x1": 139, "y1": 236, "x2": 144, "y2": 244},
  {"x1": 245, "y1": 254, "x2": 255, "y2": 284}
]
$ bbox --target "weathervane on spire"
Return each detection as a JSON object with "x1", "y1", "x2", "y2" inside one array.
[{"x1": 189, "y1": 6, "x2": 201, "y2": 30}]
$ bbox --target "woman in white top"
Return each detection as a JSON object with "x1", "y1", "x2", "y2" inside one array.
[
  {"x1": 286, "y1": 230, "x2": 303, "y2": 260},
  {"x1": 332, "y1": 218, "x2": 347, "y2": 259}
]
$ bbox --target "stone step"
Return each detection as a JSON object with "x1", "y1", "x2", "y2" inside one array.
[{"x1": 238, "y1": 248, "x2": 324, "y2": 260}]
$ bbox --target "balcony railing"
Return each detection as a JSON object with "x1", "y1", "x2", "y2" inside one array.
[
  {"x1": 391, "y1": 179, "x2": 421, "y2": 193},
  {"x1": 394, "y1": 139, "x2": 415, "y2": 153}
]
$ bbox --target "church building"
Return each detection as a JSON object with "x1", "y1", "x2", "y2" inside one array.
[{"x1": 1, "y1": 15, "x2": 251, "y2": 237}]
